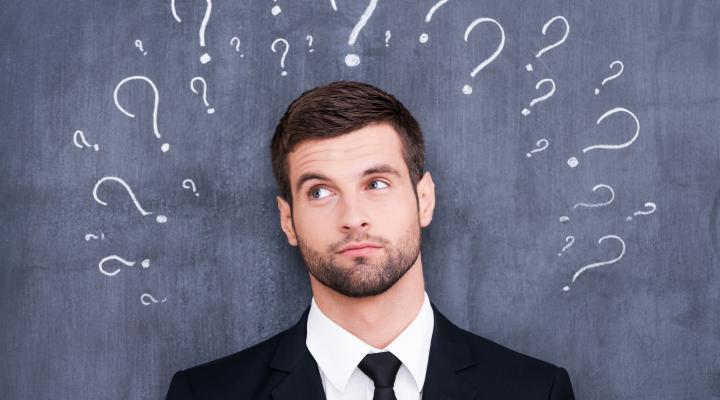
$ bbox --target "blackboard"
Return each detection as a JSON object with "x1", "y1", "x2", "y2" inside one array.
[{"x1": 1, "y1": 0, "x2": 719, "y2": 398}]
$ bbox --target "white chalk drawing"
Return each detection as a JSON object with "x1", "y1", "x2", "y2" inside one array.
[
  {"x1": 525, "y1": 15, "x2": 569, "y2": 71},
  {"x1": 306, "y1": 35, "x2": 315, "y2": 53},
  {"x1": 419, "y1": 0, "x2": 450, "y2": 44},
  {"x1": 526, "y1": 138, "x2": 549, "y2": 158},
  {"x1": 563, "y1": 234, "x2": 625, "y2": 291},
  {"x1": 595, "y1": 60, "x2": 624, "y2": 95},
  {"x1": 134, "y1": 39, "x2": 148, "y2": 56},
  {"x1": 271, "y1": 0, "x2": 282, "y2": 16},
  {"x1": 73, "y1": 130, "x2": 99, "y2": 151},
  {"x1": 521, "y1": 78, "x2": 555, "y2": 115},
  {"x1": 113, "y1": 76, "x2": 170, "y2": 153},
  {"x1": 182, "y1": 179, "x2": 200, "y2": 197},
  {"x1": 627, "y1": 202, "x2": 656, "y2": 221},
  {"x1": 230, "y1": 36, "x2": 244, "y2": 58},
  {"x1": 98, "y1": 255, "x2": 150, "y2": 277},
  {"x1": 141, "y1": 293, "x2": 167, "y2": 305},
  {"x1": 190, "y1": 77, "x2": 215, "y2": 114},
  {"x1": 559, "y1": 184, "x2": 615, "y2": 222},
  {"x1": 171, "y1": 0, "x2": 181, "y2": 22},
  {"x1": 462, "y1": 17, "x2": 505, "y2": 95},
  {"x1": 567, "y1": 107, "x2": 640, "y2": 168},
  {"x1": 330, "y1": 0, "x2": 337, "y2": 11},
  {"x1": 558, "y1": 235, "x2": 575, "y2": 256},
  {"x1": 271, "y1": 38, "x2": 289, "y2": 76},
  {"x1": 198, "y1": 0, "x2": 212, "y2": 63},
  {"x1": 84, "y1": 233, "x2": 105, "y2": 241},
  {"x1": 574, "y1": 184, "x2": 615, "y2": 209},
  {"x1": 93, "y1": 176, "x2": 168, "y2": 223},
  {"x1": 384, "y1": 30, "x2": 391, "y2": 47},
  {"x1": 170, "y1": 0, "x2": 211, "y2": 62},
  {"x1": 344, "y1": 0, "x2": 378, "y2": 67}
]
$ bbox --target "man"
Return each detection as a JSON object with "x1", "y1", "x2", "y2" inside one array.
[{"x1": 165, "y1": 81, "x2": 575, "y2": 399}]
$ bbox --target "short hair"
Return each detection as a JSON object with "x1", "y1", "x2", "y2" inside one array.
[{"x1": 270, "y1": 81, "x2": 425, "y2": 207}]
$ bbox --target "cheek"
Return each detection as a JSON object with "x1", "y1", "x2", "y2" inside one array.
[
  {"x1": 294, "y1": 209, "x2": 333, "y2": 242},
  {"x1": 375, "y1": 193, "x2": 418, "y2": 231}
]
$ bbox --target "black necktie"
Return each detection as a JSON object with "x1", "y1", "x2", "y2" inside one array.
[{"x1": 358, "y1": 351, "x2": 402, "y2": 400}]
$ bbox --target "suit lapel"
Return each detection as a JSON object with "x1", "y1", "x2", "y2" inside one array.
[
  {"x1": 267, "y1": 301, "x2": 480, "y2": 400},
  {"x1": 422, "y1": 301, "x2": 479, "y2": 400},
  {"x1": 269, "y1": 306, "x2": 327, "y2": 400}
]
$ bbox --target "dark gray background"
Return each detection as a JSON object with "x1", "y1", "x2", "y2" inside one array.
[{"x1": 1, "y1": 0, "x2": 718, "y2": 399}]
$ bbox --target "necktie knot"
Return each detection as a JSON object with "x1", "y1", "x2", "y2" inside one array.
[{"x1": 358, "y1": 351, "x2": 402, "y2": 399}]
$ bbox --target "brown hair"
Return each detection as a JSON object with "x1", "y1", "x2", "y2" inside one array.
[{"x1": 271, "y1": 81, "x2": 425, "y2": 207}]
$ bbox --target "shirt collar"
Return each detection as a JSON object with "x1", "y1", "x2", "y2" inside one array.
[{"x1": 305, "y1": 291, "x2": 434, "y2": 393}]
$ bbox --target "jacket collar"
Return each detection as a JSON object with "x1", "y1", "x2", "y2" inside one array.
[{"x1": 269, "y1": 301, "x2": 478, "y2": 400}]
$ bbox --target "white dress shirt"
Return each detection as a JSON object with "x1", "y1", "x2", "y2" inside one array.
[{"x1": 305, "y1": 291, "x2": 435, "y2": 400}]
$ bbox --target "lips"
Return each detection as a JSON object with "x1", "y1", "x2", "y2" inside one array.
[{"x1": 337, "y1": 242, "x2": 383, "y2": 254}]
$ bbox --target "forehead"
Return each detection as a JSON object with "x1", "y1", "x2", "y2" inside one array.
[{"x1": 287, "y1": 123, "x2": 406, "y2": 184}]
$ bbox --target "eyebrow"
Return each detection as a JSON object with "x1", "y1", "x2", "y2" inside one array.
[{"x1": 294, "y1": 163, "x2": 402, "y2": 194}]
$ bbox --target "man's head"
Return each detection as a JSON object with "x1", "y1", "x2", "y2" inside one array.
[{"x1": 270, "y1": 81, "x2": 435, "y2": 298}]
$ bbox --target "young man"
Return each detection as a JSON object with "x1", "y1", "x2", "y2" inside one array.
[{"x1": 166, "y1": 81, "x2": 575, "y2": 399}]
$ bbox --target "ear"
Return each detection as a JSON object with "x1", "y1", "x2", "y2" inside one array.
[
  {"x1": 276, "y1": 195, "x2": 298, "y2": 246},
  {"x1": 416, "y1": 171, "x2": 436, "y2": 228}
]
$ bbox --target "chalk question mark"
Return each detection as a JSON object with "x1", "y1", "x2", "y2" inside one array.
[
  {"x1": 93, "y1": 176, "x2": 168, "y2": 223},
  {"x1": 141, "y1": 293, "x2": 167, "y2": 305},
  {"x1": 384, "y1": 30, "x2": 391, "y2": 47},
  {"x1": 419, "y1": 0, "x2": 450, "y2": 44},
  {"x1": 525, "y1": 15, "x2": 569, "y2": 71},
  {"x1": 190, "y1": 77, "x2": 215, "y2": 114},
  {"x1": 182, "y1": 179, "x2": 200, "y2": 197},
  {"x1": 73, "y1": 130, "x2": 99, "y2": 151},
  {"x1": 627, "y1": 202, "x2": 656, "y2": 221},
  {"x1": 559, "y1": 184, "x2": 615, "y2": 223},
  {"x1": 567, "y1": 107, "x2": 639, "y2": 168},
  {"x1": 84, "y1": 233, "x2": 105, "y2": 241},
  {"x1": 271, "y1": 0, "x2": 282, "y2": 16},
  {"x1": 574, "y1": 184, "x2": 615, "y2": 209},
  {"x1": 134, "y1": 39, "x2": 148, "y2": 56},
  {"x1": 462, "y1": 17, "x2": 505, "y2": 95},
  {"x1": 558, "y1": 235, "x2": 575, "y2": 256},
  {"x1": 563, "y1": 235, "x2": 625, "y2": 291},
  {"x1": 345, "y1": 0, "x2": 378, "y2": 67},
  {"x1": 306, "y1": 35, "x2": 314, "y2": 53},
  {"x1": 521, "y1": 78, "x2": 555, "y2": 116},
  {"x1": 526, "y1": 138, "x2": 549, "y2": 158},
  {"x1": 170, "y1": 0, "x2": 212, "y2": 63},
  {"x1": 271, "y1": 38, "x2": 289, "y2": 76},
  {"x1": 230, "y1": 36, "x2": 244, "y2": 57},
  {"x1": 113, "y1": 75, "x2": 170, "y2": 153},
  {"x1": 98, "y1": 255, "x2": 150, "y2": 277},
  {"x1": 594, "y1": 60, "x2": 624, "y2": 95}
]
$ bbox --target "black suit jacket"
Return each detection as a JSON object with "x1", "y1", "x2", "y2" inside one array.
[{"x1": 166, "y1": 301, "x2": 575, "y2": 399}]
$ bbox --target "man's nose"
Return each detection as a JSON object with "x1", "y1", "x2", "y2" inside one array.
[{"x1": 338, "y1": 193, "x2": 370, "y2": 234}]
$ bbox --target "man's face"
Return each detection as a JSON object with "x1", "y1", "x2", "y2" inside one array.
[{"x1": 276, "y1": 122, "x2": 435, "y2": 298}]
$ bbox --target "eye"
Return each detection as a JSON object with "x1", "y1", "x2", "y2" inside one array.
[
  {"x1": 369, "y1": 179, "x2": 389, "y2": 190},
  {"x1": 307, "y1": 186, "x2": 332, "y2": 200}
]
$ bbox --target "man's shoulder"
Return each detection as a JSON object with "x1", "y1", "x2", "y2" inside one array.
[
  {"x1": 186, "y1": 327, "x2": 288, "y2": 378},
  {"x1": 448, "y1": 322, "x2": 573, "y2": 396},
  {"x1": 463, "y1": 325, "x2": 560, "y2": 370},
  {"x1": 166, "y1": 327, "x2": 293, "y2": 399}
]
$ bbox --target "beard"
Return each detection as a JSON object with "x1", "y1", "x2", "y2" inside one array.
[{"x1": 295, "y1": 221, "x2": 422, "y2": 298}]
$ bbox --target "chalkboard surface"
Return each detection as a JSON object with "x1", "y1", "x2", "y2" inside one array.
[{"x1": 2, "y1": 0, "x2": 719, "y2": 399}]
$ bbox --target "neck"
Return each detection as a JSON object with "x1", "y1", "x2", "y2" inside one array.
[{"x1": 309, "y1": 255, "x2": 425, "y2": 349}]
